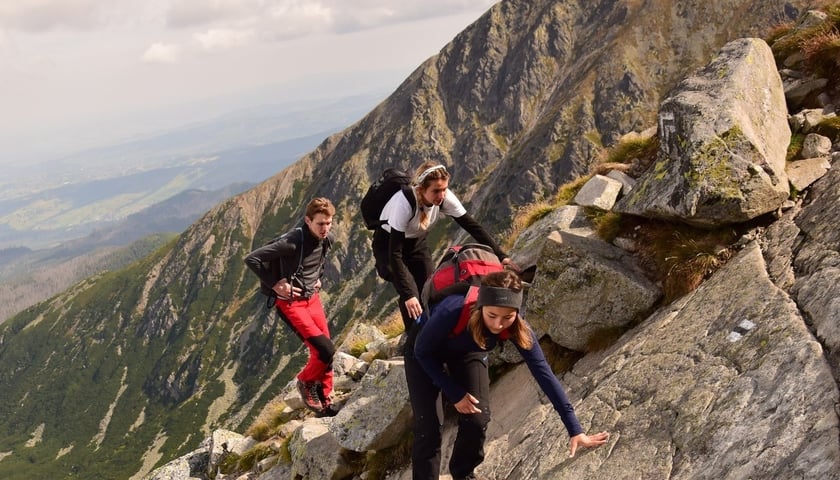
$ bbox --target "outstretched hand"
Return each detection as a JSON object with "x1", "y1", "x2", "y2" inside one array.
[
  {"x1": 569, "y1": 431, "x2": 610, "y2": 457},
  {"x1": 454, "y1": 393, "x2": 482, "y2": 414}
]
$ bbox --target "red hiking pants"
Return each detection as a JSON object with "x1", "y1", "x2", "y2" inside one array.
[{"x1": 275, "y1": 294, "x2": 334, "y2": 397}]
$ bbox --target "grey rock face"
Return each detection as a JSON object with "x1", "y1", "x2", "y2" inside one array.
[
  {"x1": 328, "y1": 359, "x2": 412, "y2": 452},
  {"x1": 481, "y1": 244, "x2": 840, "y2": 479},
  {"x1": 288, "y1": 418, "x2": 354, "y2": 480},
  {"x1": 509, "y1": 205, "x2": 595, "y2": 271},
  {"x1": 526, "y1": 231, "x2": 661, "y2": 351},
  {"x1": 616, "y1": 38, "x2": 791, "y2": 227},
  {"x1": 792, "y1": 164, "x2": 840, "y2": 378}
]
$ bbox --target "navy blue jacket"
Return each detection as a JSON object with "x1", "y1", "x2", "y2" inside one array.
[{"x1": 414, "y1": 294, "x2": 584, "y2": 437}]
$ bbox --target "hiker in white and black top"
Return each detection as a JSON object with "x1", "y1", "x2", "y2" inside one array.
[{"x1": 372, "y1": 161, "x2": 512, "y2": 331}]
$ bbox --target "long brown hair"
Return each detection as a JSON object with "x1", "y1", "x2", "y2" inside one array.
[
  {"x1": 468, "y1": 271, "x2": 533, "y2": 350},
  {"x1": 413, "y1": 161, "x2": 450, "y2": 230}
]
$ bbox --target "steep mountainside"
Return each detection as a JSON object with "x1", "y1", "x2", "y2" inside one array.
[{"x1": 0, "y1": 1, "x2": 827, "y2": 479}]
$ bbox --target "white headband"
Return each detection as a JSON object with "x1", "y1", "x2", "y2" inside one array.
[{"x1": 414, "y1": 165, "x2": 447, "y2": 185}]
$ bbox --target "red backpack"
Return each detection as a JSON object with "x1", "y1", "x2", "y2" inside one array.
[
  {"x1": 421, "y1": 243, "x2": 503, "y2": 310},
  {"x1": 450, "y1": 286, "x2": 510, "y2": 341}
]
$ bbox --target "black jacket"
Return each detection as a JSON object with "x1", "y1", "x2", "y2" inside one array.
[{"x1": 244, "y1": 227, "x2": 331, "y2": 297}]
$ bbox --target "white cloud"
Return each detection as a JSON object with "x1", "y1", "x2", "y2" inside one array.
[
  {"x1": 142, "y1": 42, "x2": 180, "y2": 63},
  {"x1": 0, "y1": 0, "x2": 117, "y2": 32},
  {"x1": 1, "y1": 0, "x2": 494, "y2": 164},
  {"x1": 165, "y1": 0, "x2": 494, "y2": 37},
  {"x1": 194, "y1": 28, "x2": 254, "y2": 50}
]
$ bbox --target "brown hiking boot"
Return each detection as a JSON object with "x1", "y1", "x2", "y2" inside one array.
[
  {"x1": 296, "y1": 379, "x2": 323, "y2": 413},
  {"x1": 315, "y1": 384, "x2": 339, "y2": 417}
]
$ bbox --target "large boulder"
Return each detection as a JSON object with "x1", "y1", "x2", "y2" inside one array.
[
  {"x1": 287, "y1": 418, "x2": 354, "y2": 480},
  {"x1": 509, "y1": 205, "x2": 595, "y2": 271},
  {"x1": 328, "y1": 359, "x2": 413, "y2": 451},
  {"x1": 526, "y1": 230, "x2": 661, "y2": 351},
  {"x1": 615, "y1": 38, "x2": 791, "y2": 227}
]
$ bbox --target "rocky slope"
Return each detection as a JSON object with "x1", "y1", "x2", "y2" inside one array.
[
  {"x1": 0, "y1": 1, "x2": 834, "y2": 479},
  {"x1": 145, "y1": 14, "x2": 840, "y2": 478}
]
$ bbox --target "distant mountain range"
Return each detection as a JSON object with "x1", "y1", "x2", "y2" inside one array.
[
  {"x1": 0, "y1": 92, "x2": 386, "y2": 250},
  {"x1": 0, "y1": 91, "x2": 389, "y2": 323}
]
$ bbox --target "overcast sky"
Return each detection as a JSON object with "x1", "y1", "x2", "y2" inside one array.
[{"x1": 0, "y1": 0, "x2": 495, "y2": 165}]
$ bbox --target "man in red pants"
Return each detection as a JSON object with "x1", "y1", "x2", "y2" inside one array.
[{"x1": 245, "y1": 197, "x2": 337, "y2": 416}]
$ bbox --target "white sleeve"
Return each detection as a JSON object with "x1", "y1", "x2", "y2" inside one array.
[
  {"x1": 381, "y1": 191, "x2": 415, "y2": 232},
  {"x1": 440, "y1": 189, "x2": 467, "y2": 218}
]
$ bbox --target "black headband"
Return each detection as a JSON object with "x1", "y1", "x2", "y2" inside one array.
[{"x1": 476, "y1": 286, "x2": 523, "y2": 310}]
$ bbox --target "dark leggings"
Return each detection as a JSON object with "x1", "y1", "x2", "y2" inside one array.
[
  {"x1": 404, "y1": 327, "x2": 492, "y2": 480},
  {"x1": 372, "y1": 229, "x2": 433, "y2": 330}
]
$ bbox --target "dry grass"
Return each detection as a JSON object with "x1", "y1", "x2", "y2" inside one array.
[
  {"x1": 632, "y1": 221, "x2": 738, "y2": 303},
  {"x1": 767, "y1": 4, "x2": 840, "y2": 89},
  {"x1": 552, "y1": 174, "x2": 593, "y2": 206},
  {"x1": 245, "y1": 400, "x2": 289, "y2": 441},
  {"x1": 813, "y1": 116, "x2": 840, "y2": 141},
  {"x1": 603, "y1": 135, "x2": 660, "y2": 176},
  {"x1": 502, "y1": 200, "x2": 558, "y2": 250},
  {"x1": 379, "y1": 311, "x2": 405, "y2": 339},
  {"x1": 217, "y1": 442, "x2": 278, "y2": 475},
  {"x1": 587, "y1": 209, "x2": 625, "y2": 243},
  {"x1": 765, "y1": 21, "x2": 795, "y2": 48},
  {"x1": 802, "y1": 28, "x2": 840, "y2": 79}
]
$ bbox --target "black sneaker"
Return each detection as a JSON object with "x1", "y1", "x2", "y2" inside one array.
[{"x1": 296, "y1": 380, "x2": 323, "y2": 413}]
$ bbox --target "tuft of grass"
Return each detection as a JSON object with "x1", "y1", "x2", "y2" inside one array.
[
  {"x1": 767, "y1": 5, "x2": 840, "y2": 85},
  {"x1": 379, "y1": 311, "x2": 405, "y2": 339},
  {"x1": 827, "y1": 4, "x2": 840, "y2": 28},
  {"x1": 585, "y1": 208, "x2": 625, "y2": 243},
  {"x1": 502, "y1": 200, "x2": 557, "y2": 250},
  {"x1": 604, "y1": 134, "x2": 660, "y2": 169},
  {"x1": 802, "y1": 29, "x2": 840, "y2": 80},
  {"x1": 278, "y1": 435, "x2": 293, "y2": 464},
  {"x1": 633, "y1": 222, "x2": 738, "y2": 303},
  {"x1": 237, "y1": 443, "x2": 276, "y2": 472},
  {"x1": 553, "y1": 175, "x2": 593, "y2": 206},
  {"x1": 769, "y1": 21, "x2": 831, "y2": 62},
  {"x1": 347, "y1": 339, "x2": 368, "y2": 358},
  {"x1": 765, "y1": 21, "x2": 795, "y2": 47},
  {"x1": 812, "y1": 116, "x2": 840, "y2": 141},
  {"x1": 245, "y1": 400, "x2": 290, "y2": 441},
  {"x1": 216, "y1": 442, "x2": 277, "y2": 476},
  {"x1": 787, "y1": 132, "x2": 806, "y2": 161}
]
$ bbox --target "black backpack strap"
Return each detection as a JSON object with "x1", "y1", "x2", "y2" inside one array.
[{"x1": 400, "y1": 185, "x2": 417, "y2": 219}]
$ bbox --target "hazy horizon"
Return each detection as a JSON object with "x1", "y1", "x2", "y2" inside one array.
[{"x1": 1, "y1": 0, "x2": 496, "y2": 167}]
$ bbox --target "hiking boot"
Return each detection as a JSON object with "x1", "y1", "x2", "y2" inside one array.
[
  {"x1": 296, "y1": 380, "x2": 323, "y2": 413},
  {"x1": 316, "y1": 405, "x2": 339, "y2": 417},
  {"x1": 315, "y1": 384, "x2": 338, "y2": 417}
]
